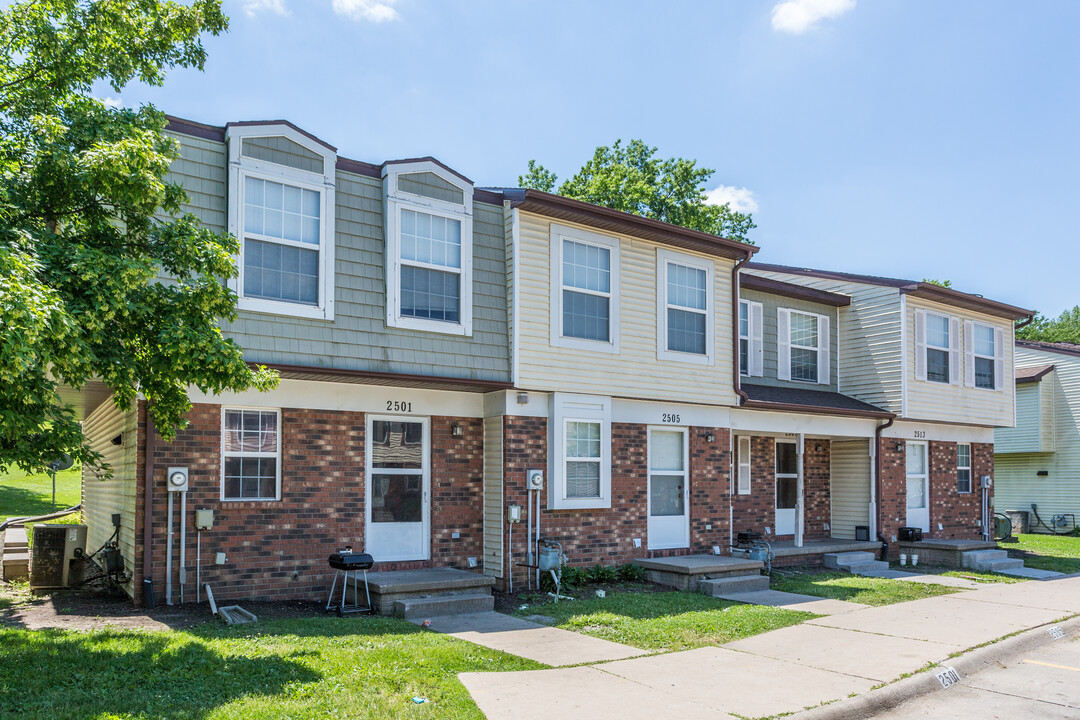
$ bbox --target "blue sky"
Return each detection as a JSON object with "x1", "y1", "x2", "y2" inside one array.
[{"x1": 109, "y1": 0, "x2": 1078, "y2": 316}]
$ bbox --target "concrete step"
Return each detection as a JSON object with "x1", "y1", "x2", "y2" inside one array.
[
  {"x1": 998, "y1": 566, "x2": 1065, "y2": 579},
  {"x1": 843, "y1": 560, "x2": 891, "y2": 576},
  {"x1": 699, "y1": 574, "x2": 770, "y2": 596},
  {"x1": 393, "y1": 592, "x2": 494, "y2": 619},
  {"x1": 823, "y1": 552, "x2": 878, "y2": 570},
  {"x1": 962, "y1": 550, "x2": 1024, "y2": 572},
  {"x1": 2, "y1": 551, "x2": 29, "y2": 582}
]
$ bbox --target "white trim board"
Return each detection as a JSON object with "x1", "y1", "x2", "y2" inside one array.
[
  {"x1": 730, "y1": 408, "x2": 877, "y2": 438},
  {"x1": 882, "y1": 421, "x2": 994, "y2": 444}
]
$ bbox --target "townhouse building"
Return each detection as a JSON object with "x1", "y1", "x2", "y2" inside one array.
[{"x1": 76, "y1": 118, "x2": 1032, "y2": 603}]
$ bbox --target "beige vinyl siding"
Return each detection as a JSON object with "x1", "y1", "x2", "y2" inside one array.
[
  {"x1": 81, "y1": 397, "x2": 138, "y2": 590},
  {"x1": 994, "y1": 347, "x2": 1080, "y2": 527},
  {"x1": 241, "y1": 136, "x2": 322, "y2": 174},
  {"x1": 745, "y1": 270, "x2": 903, "y2": 413},
  {"x1": 482, "y1": 416, "x2": 504, "y2": 579},
  {"x1": 504, "y1": 203, "x2": 516, "y2": 379},
  {"x1": 830, "y1": 439, "x2": 872, "y2": 540},
  {"x1": 904, "y1": 296, "x2": 1014, "y2": 426},
  {"x1": 996, "y1": 379, "x2": 1053, "y2": 453},
  {"x1": 397, "y1": 171, "x2": 465, "y2": 204},
  {"x1": 740, "y1": 288, "x2": 838, "y2": 392},
  {"x1": 516, "y1": 211, "x2": 736, "y2": 405}
]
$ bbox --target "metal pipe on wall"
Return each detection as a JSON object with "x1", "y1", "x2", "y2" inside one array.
[
  {"x1": 166, "y1": 491, "x2": 174, "y2": 605},
  {"x1": 179, "y1": 490, "x2": 187, "y2": 603},
  {"x1": 143, "y1": 406, "x2": 156, "y2": 606}
]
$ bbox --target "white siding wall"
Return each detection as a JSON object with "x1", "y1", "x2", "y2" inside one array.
[
  {"x1": 482, "y1": 416, "x2": 504, "y2": 579},
  {"x1": 516, "y1": 211, "x2": 736, "y2": 405},
  {"x1": 995, "y1": 347, "x2": 1080, "y2": 528},
  {"x1": 996, "y1": 381, "x2": 1052, "y2": 453},
  {"x1": 81, "y1": 397, "x2": 138, "y2": 589},
  {"x1": 745, "y1": 270, "x2": 904, "y2": 413},
  {"x1": 904, "y1": 297, "x2": 1014, "y2": 426},
  {"x1": 830, "y1": 439, "x2": 872, "y2": 540}
]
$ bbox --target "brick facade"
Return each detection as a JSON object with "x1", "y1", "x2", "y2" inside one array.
[
  {"x1": 132, "y1": 402, "x2": 484, "y2": 604},
  {"x1": 731, "y1": 435, "x2": 776, "y2": 538},
  {"x1": 803, "y1": 439, "x2": 831, "y2": 540}
]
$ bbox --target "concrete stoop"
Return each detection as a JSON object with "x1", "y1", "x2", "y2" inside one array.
[
  {"x1": 699, "y1": 574, "x2": 770, "y2": 597},
  {"x1": 394, "y1": 592, "x2": 494, "y2": 619},
  {"x1": 345, "y1": 567, "x2": 495, "y2": 617},
  {"x1": 961, "y1": 549, "x2": 1025, "y2": 573},
  {"x1": 1, "y1": 527, "x2": 29, "y2": 583},
  {"x1": 823, "y1": 551, "x2": 889, "y2": 576}
]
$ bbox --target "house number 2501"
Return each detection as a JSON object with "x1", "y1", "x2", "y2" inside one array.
[
  {"x1": 662, "y1": 413, "x2": 681, "y2": 424},
  {"x1": 387, "y1": 401, "x2": 413, "y2": 412}
]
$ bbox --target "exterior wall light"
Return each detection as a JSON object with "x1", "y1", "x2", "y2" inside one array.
[
  {"x1": 451, "y1": 423, "x2": 463, "y2": 437},
  {"x1": 516, "y1": 391, "x2": 529, "y2": 405},
  {"x1": 705, "y1": 432, "x2": 716, "y2": 443}
]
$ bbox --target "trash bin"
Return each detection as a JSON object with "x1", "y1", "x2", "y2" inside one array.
[{"x1": 1006, "y1": 510, "x2": 1030, "y2": 535}]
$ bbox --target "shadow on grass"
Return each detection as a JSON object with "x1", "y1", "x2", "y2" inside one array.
[
  {"x1": 0, "y1": 484, "x2": 69, "y2": 520},
  {"x1": 0, "y1": 628, "x2": 322, "y2": 719}
]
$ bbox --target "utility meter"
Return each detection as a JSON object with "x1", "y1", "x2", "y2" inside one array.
[
  {"x1": 507, "y1": 504, "x2": 522, "y2": 523},
  {"x1": 167, "y1": 466, "x2": 189, "y2": 492},
  {"x1": 527, "y1": 469, "x2": 544, "y2": 491},
  {"x1": 980, "y1": 475, "x2": 992, "y2": 489}
]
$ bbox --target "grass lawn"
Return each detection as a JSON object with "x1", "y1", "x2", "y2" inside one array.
[
  {"x1": 0, "y1": 465, "x2": 81, "y2": 522},
  {"x1": 0, "y1": 616, "x2": 542, "y2": 719},
  {"x1": 770, "y1": 571, "x2": 961, "y2": 606},
  {"x1": 937, "y1": 569, "x2": 1024, "y2": 584},
  {"x1": 1008, "y1": 533, "x2": 1080, "y2": 574},
  {"x1": 514, "y1": 589, "x2": 813, "y2": 652}
]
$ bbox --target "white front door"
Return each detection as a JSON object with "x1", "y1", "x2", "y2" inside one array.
[
  {"x1": 647, "y1": 427, "x2": 689, "y2": 550},
  {"x1": 906, "y1": 441, "x2": 930, "y2": 532},
  {"x1": 775, "y1": 441, "x2": 797, "y2": 536},
  {"x1": 365, "y1": 417, "x2": 430, "y2": 562}
]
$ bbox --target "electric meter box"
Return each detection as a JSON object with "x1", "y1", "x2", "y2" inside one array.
[
  {"x1": 526, "y1": 469, "x2": 544, "y2": 491},
  {"x1": 167, "y1": 466, "x2": 189, "y2": 492}
]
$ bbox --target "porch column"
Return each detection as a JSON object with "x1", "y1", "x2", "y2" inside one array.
[{"x1": 795, "y1": 433, "x2": 804, "y2": 548}]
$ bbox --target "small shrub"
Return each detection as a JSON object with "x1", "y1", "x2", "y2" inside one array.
[
  {"x1": 586, "y1": 564, "x2": 618, "y2": 584},
  {"x1": 617, "y1": 563, "x2": 646, "y2": 583}
]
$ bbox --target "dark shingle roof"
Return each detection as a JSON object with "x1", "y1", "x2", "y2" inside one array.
[
  {"x1": 741, "y1": 384, "x2": 892, "y2": 418},
  {"x1": 1015, "y1": 364, "x2": 1055, "y2": 384},
  {"x1": 1016, "y1": 339, "x2": 1080, "y2": 359}
]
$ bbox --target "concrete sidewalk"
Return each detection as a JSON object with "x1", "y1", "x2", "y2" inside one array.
[{"x1": 458, "y1": 575, "x2": 1080, "y2": 720}]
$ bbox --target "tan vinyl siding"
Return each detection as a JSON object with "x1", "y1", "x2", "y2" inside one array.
[
  {"x1": 165, "y1": 132, "x2": 510, "y2": 381},
  {"x1": 904, "y1": 296, "x2": 1014, "y2": 426},
  {"x1": 241, "y1": 136, "x2": 322, "y2": 174},
  {"x1": 482, "y1": 416, "x2": 504, "y2": 578},
  {"x1": 745, "y1": 270, "x2": 903, "y2": 413},
  {"x1": 830, "y1": 439, "x2": 871, "y2": 540},
  {"x1": 397, "y1": 171, "x2": 464, "y2": 205},
  {"x1": 504, "y1": 203, "x2": 516, "y2": 378},
  {"x1": 994, "y1": 347, "x2": 1080, "y2": 527},
  {"x1": 81, "y1": 397, "x2": 138, "y2": 589},
  {"x1": 740, "y1": 288, "x2": 838, "y2": 392},
  {"x1": 516, "y1": 211, "x2": 736, "y2": 405}
]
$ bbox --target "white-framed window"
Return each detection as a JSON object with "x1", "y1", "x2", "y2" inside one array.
[
  {"x1": 549, "y1": 224, "x2": 621, "y2": 353},
  {"x1": 221, "y1": 408, "x2": 281, "y2": 501},
  {"x1": 657, "y1": 249, "x2": 713, "y2": 364},
  {"x1": 778, "y1": 308, "x2": 830, "y2": 384},
  {"x1": 965, "y1": 321, "x2": 1005, "y2": 391},
  {"x1": 739, "y1": 300, "x2": 764, "y2": 377},
  {"x1": 384, "y1": 162, "x2": 474, "y2": 336},
  {"x1": 549, "y1": 393, "x2": 612, "y2": 509},
  {"x1": 736, "y1": 436, "x2": 751, "y2": 495},
  {"x1": 957, "y1": 443, "x2": 972, "y2": 493},
  {"x1": 915, "y1": 309, "x2": 959, "y2": 385},
  {"x1": 226, "y1": 124, "x2": 336, "y2": 321}
]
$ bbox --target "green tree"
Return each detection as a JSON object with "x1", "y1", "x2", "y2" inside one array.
[
  {"x1": 519, "y1": 139, "x2": 756, "y2": 243},
  {"x1": 1017, "y1": 306, "x2": 1080, "y2": 344},
  {"x1": 0, "y1": 0, "x2": 277, "y2": 474},
  {"x1": 922, "y1": 278, "x2": 952, "y2": 288}
]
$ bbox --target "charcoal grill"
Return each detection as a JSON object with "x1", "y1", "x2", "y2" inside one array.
[{"x1": 325, "y1": 549, "x2": 374, "y2": 615}]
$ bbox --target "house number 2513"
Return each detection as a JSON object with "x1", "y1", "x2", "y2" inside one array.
[{"x1": 386, "y1": 401, "x2": 413, "y2": 412}]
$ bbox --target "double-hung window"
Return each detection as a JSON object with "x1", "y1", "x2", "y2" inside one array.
[
  {"x1": 965, "y1": 321, "x2": 1004, "y2": 390},
  {"x1": 778, "y1": 309, "x2": 830, "y2": 384},
  {"x1": 739, "y1": 299, "x2": 764, "y2": 376},
  {"x1": 925, "y1": 313, "x2": 951, "y2": 383},
  {"x1": 957, "y1": 443, "x2": 972, "y2": 493},
  {"x1": 222, "y1": 408, "x2": 281, "y2": 501},
  {"x1": 550, "y1": 225, "x2": 620, "y2": 353},
  {"x1": 915, "y1": 309, "x2": 959, "y2": 385},
  {"x1": 657, "y1": 249, "x2": 713, "y2": 364},
  {"x1": 549, "y1": 394, "x2": 612, "y2": 509},
  {"x1": 384, "y1": 161, "x2": 474, "y2": 336},
  {"x1": 227, "y1": 124, "x2": 336, "y2": 321}
]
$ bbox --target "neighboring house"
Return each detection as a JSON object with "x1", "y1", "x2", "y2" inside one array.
[
  {"x1": 994, "y1": 340, "x2": 1080, "y2": 533},
  {"x1": 74, "y1": 117, "x2": 1034, "y2": 604}
]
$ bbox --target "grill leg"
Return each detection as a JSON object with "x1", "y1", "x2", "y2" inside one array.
[
  {"x1": 363, "y1": 569, "x2": 372, "y2": 613},
  {"x1": 326, "y1": 570, "x2": 339, "y2": 611}
]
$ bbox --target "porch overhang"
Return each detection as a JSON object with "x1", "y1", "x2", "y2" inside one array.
[
  {"x1": 740, "y1": 385, "x2": 894, "y2": 420},
  {"x1": 250, "y1": 362, "x2": 514, "y2": 394}
]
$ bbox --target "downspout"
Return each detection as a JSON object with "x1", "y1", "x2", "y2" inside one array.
[
  {"x1": 142, "y1": 402, "x2": 156, "y2": 607},
  {"x1": 874, "y1": 416, "x2": 895, "y2": 560},
  {"x1": 731, "y1": 255, "x2": 752, "y2": 406}
]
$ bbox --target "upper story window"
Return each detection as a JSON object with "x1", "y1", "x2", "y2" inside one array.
[
  {"x1": 777, "y1": 308, "x2": 830, "y2": 385},
  {"x1": 384, "y1": 161, "x2": 474, "y2": 336},
  {"x1": 550, "y1": 224, "x2": 621, "y2": 353},
  {"x1": 549, "y1": 393, "x2": 612, "y2": 510},
  {"x1": 657, "y1": 249, "x2": 713, "y2": 364},
  {"x1": 965, "y1": 321, "x2": 1004, "y2": 391},
  {"x1": 914, "y1": 309, "x2": 959, "y2": 385},
  {"x1": 221, "y1": 408, "x2": 281, "y2": 501},
  {"x1": 226, "y1": 124, "x2": 336, "y2": 321},
  {"x1": 739, "y1": 299, "x2": 764, "y2": 377},
  {"x1": 957, "y1": 443, "x2": 972, "y2": 493}
]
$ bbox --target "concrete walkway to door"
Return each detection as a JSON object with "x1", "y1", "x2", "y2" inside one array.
[{"x1": 458, "y1": 575, "x2": 1080, "y2": 720}]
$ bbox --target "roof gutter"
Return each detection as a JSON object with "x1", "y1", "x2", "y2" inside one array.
[
  {"x1": 142, "y1": 402, "x2": 156, "y2": 606},
  {"x1": 732, "y1": 254, "x2": 752, "y2": 406},
  {"x1": 741, "y1": 400, "x2": 895, "y2": 420},
  {"x1": 1015, "y1": 314, "x2": 1035, "y2": 331}
]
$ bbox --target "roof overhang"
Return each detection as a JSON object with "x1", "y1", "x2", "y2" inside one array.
[
  {"x1": 740, "y1": 273, "x2": 850, "y2": 307},
  {"x1": 1015, "y1": 364, "x2": 1056, "y2": 384},
  {"x1": 254, "y1": 362, "x2": 513, "y2": 393}
]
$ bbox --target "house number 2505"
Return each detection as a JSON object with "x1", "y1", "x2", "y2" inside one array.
[
  {"x1": 662, "y1": 413, "x2": 681, "y2": 424},
  {"x1": 387, "y1": 401, "x2": 413, "y2": 412}
]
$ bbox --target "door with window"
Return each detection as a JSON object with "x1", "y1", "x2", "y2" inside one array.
[
  {"x1": 647, "y1": 428, "x2": 690, "y2": 550},
  {"x1": 365, "y1": 417, "x2": 430, "y2": 561},
  {"x1": 775, "y1": 441, "x2": 798, "y2": 536},
  {"x1": 906, "y1": 442, "x2": 930, "y2": 532}
]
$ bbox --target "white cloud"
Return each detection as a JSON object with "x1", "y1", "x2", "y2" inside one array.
[
  {"x1": 332, "y1": 0, "x2": 400, "y2": 22},
  {"x1": 705, "y1": 185, "x2": 759, "y2": 214},
  {"x1": 97, "y1": 96, "x2": 123, "y2": 108},
  {"x1": 243, "y1": 0, "x2": 289, "y2": 17},
  {"x1": 771, "y1": 0, "x2": 855, "y2": 34}
]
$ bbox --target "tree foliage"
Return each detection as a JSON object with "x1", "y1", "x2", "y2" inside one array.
[
  {"x1": 519, "y1": 139, "x2": 756, "y2": 244},
  {"x1": 0, "y1": 0, "x2": 277, "y2": 474},
  {"x1": 1017, "y1": 306, "x2": 1080, "y2": 345},
  {"x1": 922, "y1": 278, "x2": 952, "y2": 288}
]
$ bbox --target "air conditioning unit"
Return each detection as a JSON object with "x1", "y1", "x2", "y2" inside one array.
[{"x1": 29, "y1": 524, "x2": 88, "y2": 589}]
